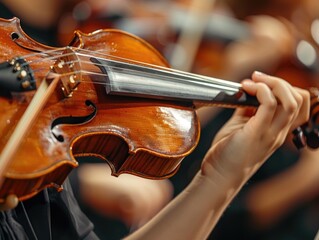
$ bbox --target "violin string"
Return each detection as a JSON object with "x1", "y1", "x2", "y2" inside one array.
[
  {"x1": 16, "y1": 46, "x2": 242, "y2": 91},
  {"x1": 76, "y1": 49, "x2": 242, "y2": 88},
  {"x1": 20, "y1": 48, "x2": 72, "y2": 66},
  {"x1": 53, "y1": 58, "x2": 241, "y2": 93},
  {"x1": 52, "y1": 52, "x2": 242, "y2": 91},
  {"x1": 19, "y1": 48, "x2": 65, "y2": 63},
  {"x1": 19, "y1": 46, "x2": 237, "y2": 87},
  {"x1": 23, "y1": 49, "x2": 207, "y2": 86}
]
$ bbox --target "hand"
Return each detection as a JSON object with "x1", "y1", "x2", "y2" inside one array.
[
  {"x1": 0, "y1": 194, "x2": 18, "y2": 211},
  {"x1": 201, "y1": 71, "x2": 310, "y2": 183}
]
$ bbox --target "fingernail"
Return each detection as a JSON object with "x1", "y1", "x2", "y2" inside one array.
[
  {"x1": 242, "y1": 79, "x2": 254, "y2": 86},
  {"x1": 254, "y1": 71, "x2": 268, "y2": 76}
]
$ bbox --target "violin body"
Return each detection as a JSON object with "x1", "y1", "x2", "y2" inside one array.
[{"x1": 0, "y1": 18, "x2": 200, "y2": 202}]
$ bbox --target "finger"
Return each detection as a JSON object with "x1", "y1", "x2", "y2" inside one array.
[
  {"x1": 251, "y1": 72, "x2": 299, "y2": 133},
  {"x1": 252, "y1": 71, "x2": 297, "y2": 111},
  {"x1": 290, "y1": 88, "x2": 310, "y2": 129},
  {"x1": 282, "y1": 85, "x2": 305, "y2": 130},
  {"x1": 241, "y1": 79, "x2": 277, "y2": 131}
]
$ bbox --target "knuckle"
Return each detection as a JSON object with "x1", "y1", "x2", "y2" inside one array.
[
  {"x1": 266, "y1": 96, "x2": 277, "y2": 110},
  {"x1": 295, "y1": 93, "x2": 303, "y2": 105},
  {"x1": 285, "y1": 100, "x2": 298, "y2": 113}
]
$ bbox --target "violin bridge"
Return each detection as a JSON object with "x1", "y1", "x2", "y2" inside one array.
[{"x1": 51, "y1": 47, "x2": 81, "y2": 97}]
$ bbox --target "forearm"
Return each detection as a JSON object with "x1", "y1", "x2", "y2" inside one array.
[{"x1": 125, "y1": 168, "x2": 248, "y2": 240}]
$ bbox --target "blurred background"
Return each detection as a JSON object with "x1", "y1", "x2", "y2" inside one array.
[{"x1": 2, "y1": 0, "x2": 319, "y2": 239}]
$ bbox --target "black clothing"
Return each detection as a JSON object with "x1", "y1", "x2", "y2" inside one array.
[{"x1": 0, "y1": 179, "x2": 98, "y2": 240}]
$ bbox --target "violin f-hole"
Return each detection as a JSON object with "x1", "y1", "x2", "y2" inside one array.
[
  {"x1": 51, "y1": 100, "x2": 97, "y2": 142},
  {"x1": 11, "y1": 32, "x2": 19, "y2": 40}
]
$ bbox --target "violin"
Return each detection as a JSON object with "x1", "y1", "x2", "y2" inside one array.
[{"x1": 0, "y1": 17, "x2": 317, "y2": 203}]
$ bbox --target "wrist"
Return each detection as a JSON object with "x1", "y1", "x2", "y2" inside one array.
[{"x1": 189, "y1": 168, "x2": 244, "y2": 211}]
